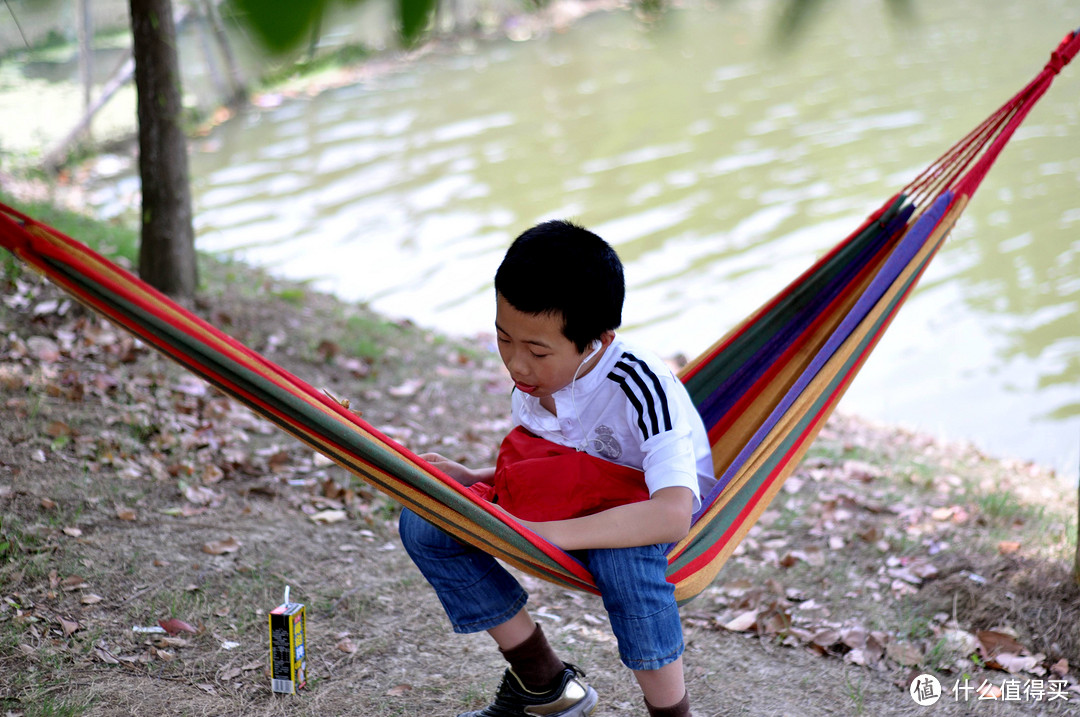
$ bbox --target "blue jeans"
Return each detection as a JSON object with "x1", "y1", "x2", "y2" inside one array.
[{"x1": 398, "y1": 508, "x2": 684, "y2": 671}]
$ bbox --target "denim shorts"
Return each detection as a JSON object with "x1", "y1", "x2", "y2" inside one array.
[{"x1": 398, "y1": 508, "x2": 684, "y2": 671}]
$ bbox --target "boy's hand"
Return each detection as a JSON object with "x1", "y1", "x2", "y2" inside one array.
[
  {"x1": 420, "y1": 453, "x2": 494, "y2": 487},
  {"x1": 420, "y1": 453, "x2": 471, "y2": 484}
]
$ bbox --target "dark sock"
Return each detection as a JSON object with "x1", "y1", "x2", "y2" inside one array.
[
  {"x1": 499, "y1": 624, "x2": 565, "y2": 691},
  {"x1": 645, "y1": 691, "x2": 691, "y2": 717}
]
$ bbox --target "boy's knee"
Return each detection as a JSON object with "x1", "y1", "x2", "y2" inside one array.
[
  {"x1": 399, "y1": 508, "x2": 436, "y2": 552},
  {"x1": 588, "y1": 545, "x2": 673, "y2": 612}
]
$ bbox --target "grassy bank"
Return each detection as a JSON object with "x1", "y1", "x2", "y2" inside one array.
[{"x1": 1, "y1": 199, "x2": 1078, "y2": 716}]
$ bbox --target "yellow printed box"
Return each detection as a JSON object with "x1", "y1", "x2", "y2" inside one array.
[{"x1": 268, "y1": 601, "x2": 307, "y2": 694}]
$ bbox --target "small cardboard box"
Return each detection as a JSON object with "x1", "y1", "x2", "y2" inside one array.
[{"x1": 268, "y1": 591, "x2": 307, "y2": 694}]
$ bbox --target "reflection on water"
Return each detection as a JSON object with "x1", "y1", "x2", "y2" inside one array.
[{"x1": 113, "y1": 0, "x2": 1080, "y2": 475}]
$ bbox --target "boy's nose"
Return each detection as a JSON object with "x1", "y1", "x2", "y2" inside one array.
[{"x1": 504, "y1": 350, "x2": 529, "y2": 379}]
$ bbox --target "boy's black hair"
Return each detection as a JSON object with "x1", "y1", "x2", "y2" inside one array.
[{"x1": 495, "y1": 220, "x2": 624, "y2": 352}]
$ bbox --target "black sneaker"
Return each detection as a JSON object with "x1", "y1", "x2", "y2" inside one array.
[{"x1": 457, "y1": 663, "x2": 599, "y2": 717}]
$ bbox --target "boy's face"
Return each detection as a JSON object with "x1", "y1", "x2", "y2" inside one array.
[{"x1": 495, "y1": 294, "x2": 603, "y2": 402}]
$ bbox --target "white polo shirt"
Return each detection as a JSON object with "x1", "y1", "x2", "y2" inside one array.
[{"x1": 510, "y1": 336, "x2": 717, "y2": 511}]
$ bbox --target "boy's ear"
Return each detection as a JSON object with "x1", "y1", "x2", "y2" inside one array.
[{"x1": 598, "y1": 330, "x2": 616, "y2": 349}]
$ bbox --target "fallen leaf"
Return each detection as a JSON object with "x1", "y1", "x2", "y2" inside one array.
[
  {"x1": 721, "y1": 610, "x2": 758, "y2": 632},
  {"x1": 908, "y1": 560, "x2": 939, "y2": 579},
  {"x1": 27, "y1": 336, "x2": 60, "y2": 362},
  {"x1": 115, "y1": 506, "x2": 137, "y2": 521},
  {"x1": 886, "y1": 641, "x2": 923, "y2": 666},
  {"x1": 61, "y1": 576, "x2": 88, "y2": 591},
  {"x1": 778, "y1": 552, "x2": 799, "y2": 568},
  {"x1": 158, "y1": 618, "x2": 198, "y2": 636},
  {"x1": 94, "y1": 647, "x2": 120, "y2": 664},
  {"x1": 45, "y1": 420, "x2": 71, "y2": 438},
  {"x1": 388, "y1": 378, "x2": 424, "y2": 397},
  {"x1": 977, "y1": 630, "x2": 1025, "y2": 658},
  {"x1": 63, "y1": 526, "x2": 83, "y2": 537},
  {"x1": 221, "y1": 666, "x2": 242, "y2": 681},
  {"x1": 32, "y1": 299, "x2": 60, "y2": 316},
  {"x1": 841, "y1": 628, "x2": 868, "y2": 650},
  {"x1": 154, "y1": 636, "x2": 189, "y2": 648},
  {"x1": 931, "y1": 506, "x2": 956, "y2": 521},
  {"x1": 173, "y1": 376, "x2": 208, "y2": 397},
  {"x1": 202, "y1": 537, "x2": 241, "y2": 555},
  {"x1": 336, "y1": 637, "x2": 358, "y2": 654},
  {"x1": 386, "y1": 684, "x2": 412, "y2": 696},
  {"x1": 997, "y1": 541, "x2": 1021, "y2": 555},
  {"x1": 40, "y1": 497, "x2": 58, "y2": 510},
  {"x1": 316, "y1": 340, "x2": 341, "y2": 361},
  {"x1": 812, "y1": 629, "x2": 840, "y2": 647},
  {"x1": 992, "y1": 652, "x2": 1042, "y2": 674},
  {"x1": 201, "y1": 464, "x2": 224, "y2": 485},
  {"x1": 185, "y1": 484, "x2": 221, "y2": 505},
  {"x1": 59, "y1": 617, "x2": 81, "y2": 636},
  {"x1": 81, "y1": 594, "x2": 104, "y2": 605},
  {"x1": 845, "y1": 648, "x2": 870, "y2": 665},
  {"x1": 310, "y1": 509, "x2": 348, "y2": 524},
  {"x1": 942, "y1": 628, "x2": 979, "y2": 655}
]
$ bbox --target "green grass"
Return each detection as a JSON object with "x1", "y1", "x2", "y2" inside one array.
[
  {"x1": 922, "y1": 635, "x2": 964, "y2": 673},
  {"x1": 273, "y1": 287, "x2": 308, "y2": 306},
  {"x1": 2, "y1": 245, "x2": 23, "y2": 281},
  {"x1": 0, "y1": 516, "x2": 46, "y2": 570},
  {"x1": 0, "y1": 192, "x2": 139, "y2": 265},
  {"x1": 12, "y1": 694, "x2": 93, "y2": 717},
  {"x1": 843, "y1": 668, "x2": 867, "y2": 715},
  {"x1": 969, "y1": 487, "x2": 1047, "y2": 526},
  {"x1": 344, "y1": 314, "x2": 407, "y2": 361}
]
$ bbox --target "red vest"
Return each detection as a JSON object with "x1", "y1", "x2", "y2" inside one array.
[{"x1": 469, "y1": 426, "x2": 650, "y2": 521}]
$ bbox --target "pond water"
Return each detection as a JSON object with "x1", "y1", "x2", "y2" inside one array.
[{"x1": 54, "y1": 1, "x2": 1080, "y2": 477}]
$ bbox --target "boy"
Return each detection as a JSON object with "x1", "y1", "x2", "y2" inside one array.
[{"x1": 400, "y1": 220, "x2": 716, "y2": 717}]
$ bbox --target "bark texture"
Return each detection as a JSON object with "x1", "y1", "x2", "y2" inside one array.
[{"x1": 130, "y1": 0, "x2": 198, "y2": 298}]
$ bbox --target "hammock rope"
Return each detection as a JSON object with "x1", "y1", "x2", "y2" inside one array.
[{"x1": 1, "y1": 29, "x2": 1075, "y2": 604}]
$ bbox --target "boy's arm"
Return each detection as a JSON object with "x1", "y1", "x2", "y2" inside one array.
[{"x1": 517, "y1": 486, "x2": 695, "y2": 550}]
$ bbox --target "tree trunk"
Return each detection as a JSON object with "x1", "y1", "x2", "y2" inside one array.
[
  {"x1": 129, "y1": 0, "x2": 198, "y2": 299},
  {"x1": 1075, "y1": 481, "x2": 1079, "y2": 586}
]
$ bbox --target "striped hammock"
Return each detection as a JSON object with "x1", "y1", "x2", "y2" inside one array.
[{"x1": 1, "y1": 29, "x2": 1076, "y2": 604}]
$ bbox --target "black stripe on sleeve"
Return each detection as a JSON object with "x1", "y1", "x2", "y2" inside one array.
[
  {"x1": 607, "y1": 371, "x2": 651, "y2": 439},
  {"x1": 608, "y1": 352, "x2": 674, "y2": 440},
  {"x1": 623, "y1": 352, "x2": 673, "y2": 432}
]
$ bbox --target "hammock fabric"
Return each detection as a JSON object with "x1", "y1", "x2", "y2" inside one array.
[{"x1": 2, "y1": 30, "x2": 1077, "y2": 604}]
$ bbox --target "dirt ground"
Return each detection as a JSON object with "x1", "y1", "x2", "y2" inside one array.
[{"x1": 1, "y1": 244, "x2": 1079, "y2": 717}]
